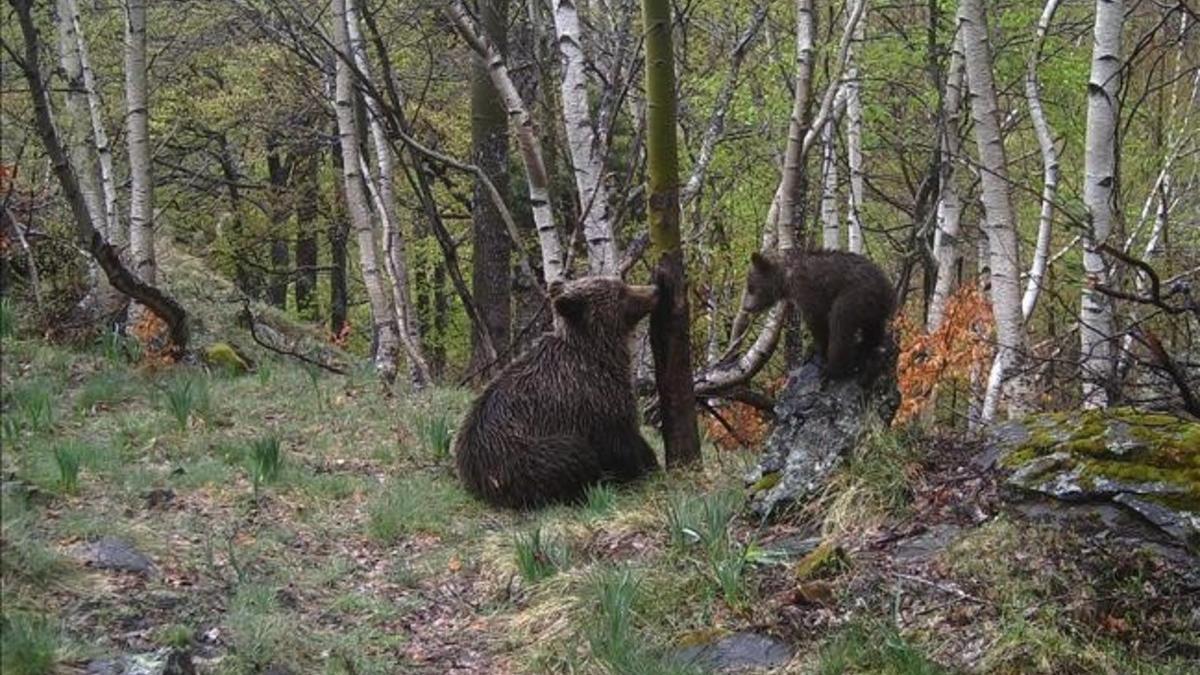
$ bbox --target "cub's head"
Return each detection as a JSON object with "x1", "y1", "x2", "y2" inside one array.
[
  {"x1": 742, "y1": 251, "x2": 784, "y2": 313},
  {"x1": 549, "y1": 277, "x2": 658, "y2": 339}
]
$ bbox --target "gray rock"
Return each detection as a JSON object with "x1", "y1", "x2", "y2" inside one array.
[
  {"x1": 86, "y1": 649, "x2": 194, "y2": 675},
  {"x1": 893, "y1": 524, "x2": 963, "y2": 564},
  {"x1": 89, "y1": 536, "x2": 156, "y2": 576},
  {"x1": 674, "y1": 632, "x2": 792, "y2": 672},
  {"x1": 747, "y1": 338, "x2": 899, "y2": 517},
  {"x1": 1113, "y1": 494, "x2": 1200, "y2": 549}
]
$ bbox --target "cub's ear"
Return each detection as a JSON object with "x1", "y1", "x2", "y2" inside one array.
[
  {"x1": 553, "y1": 292, "x2": 586, "y2": 323},
  {"x1": 547, "y1": 279, "x2": 567, "y2": 299},
  {"x1": 750, "y1": 251, "x2": 771, "y2": 271}
]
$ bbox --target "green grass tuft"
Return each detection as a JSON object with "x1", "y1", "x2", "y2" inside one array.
[
  {"x1": 367, "y1": 476, "x2": 473, "y2": 543},
  {"x1": 52, "y1": 444, "x2": 83, "y2": 495},
  {"x1": 513, "y1": 526, "x2": 569, "y2": 582},
  {"x1": 583, "y1": 483, "x2": 618, "y2": 518},
  {"x1": 161, "y1": 375, "x2": 210, "y2": 431},
  {"x1": 816, "y1": 622, "x2": 947, "y2": 675},
  {"x1": 416, "y1": 414, "x2": 453, "y2": 462},
  {"x1": 247, "y1": 435, "x2": 283, "y2": 499},
  {"x1": 0, "y1": 613, "x2": 59, "y2": 675},
  {"x1": 0, "y1": 297, "x2": 14, "y2": 340}
]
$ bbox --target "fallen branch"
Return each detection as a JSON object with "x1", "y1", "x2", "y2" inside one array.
[{"x1": 240, "y1": 301, "x2": 347, "y2": 375}]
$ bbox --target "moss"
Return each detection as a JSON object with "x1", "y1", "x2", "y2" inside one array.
[
  {"x1": 793, "y1": 540, "x2": 848, "y2": 580},
  {"x1": 204, "y1": 342, "x2": 250, "y2": 374},
  {"x1": 748, "y1": 472, "x2": 780, "y2": 493},
  {"x1": 1003, "y1": 411, "x2": 1200, "y2": 512}
]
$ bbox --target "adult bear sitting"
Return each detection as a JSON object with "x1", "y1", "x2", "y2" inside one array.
[{"x1": 454, "y1": 277, "x2": 662, "y2": 508}]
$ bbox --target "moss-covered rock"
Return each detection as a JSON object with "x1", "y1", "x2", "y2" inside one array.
[
  {"x1": 203, "y1": 342, "x2": 251, "y2": 374},
  {"x1": 992, "y1": 410, "x2": 1199, "y2": 549}
]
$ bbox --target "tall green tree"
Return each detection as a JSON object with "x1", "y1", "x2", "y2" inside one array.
[{"x1": 642, "y1": 0, "x2": 700, "y2": 468}]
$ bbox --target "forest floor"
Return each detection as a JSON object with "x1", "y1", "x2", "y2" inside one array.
[{"x1": 2, "y1": 283, "x2": 1198, "y2": 674}]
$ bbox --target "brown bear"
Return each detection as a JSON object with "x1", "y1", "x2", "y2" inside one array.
[
  {"x1": 453, "y1": 277, "x2": 661, "y2": 508},
  {"x1": 742, "y1": 249, "x2": 895, "y2": 378}
]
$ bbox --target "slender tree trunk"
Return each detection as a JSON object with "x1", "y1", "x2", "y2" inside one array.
[
  {"x1": 1021, "y1": 0, "x2": 1062, "y2": 321},
  {"x1": 959, "y1": 0, "x2": 1033, "y2": 422},
  {"x1": 844, "y1": 1, "x2": 867, "y2": 254},
  {"x1": 216, "y1": 136, "x2": 261, "y2": 298},
  {"x1": 776, "y1": 0, "x2": 816, "y2": 249},
  {"x1": 467, "y1": 0, "x2": 513, "y2": 379},
  {"x1": 345, "y1": 0, "x2": 432, "y2": 386},
  {"x1": 643, "y1": 0, "x2": 700, "y2": 468},
  {"x1": 329, "y1": 141, "x2": 350, "y2": 339},
  {"x1": 266, "y1": 139, "x2": 291, "y2": 309},
  {"x1": 294, "y1": 149, "x2": 319, "y2": 322},
  {"x1": 10, "y1": 0, "x2": 187, "y2": 354},
  {"x1": 55, "y1": 0, "x2": 104, "y2": 234},
  {"x1": 448, "y1": 0, "x2": 565, "y2": 282},
  {"x1": 927, "y1": 33, "x2": 966, "y2": 332},
  {"x1": 1079, "y1": 0, "x2": 1123, "y2": 409},
  {"x1": 331, "y1": 0, "x2": 399, "y2": 382},
  {"x1": 124, "y1": 0, "x2": 154, "y2": 286},
  {"x1": 553, "y1": 0, "x2": 618, "y2": 274},
  {"x1": 819, "y1": 114, "x2": 840, "y2": 250}
]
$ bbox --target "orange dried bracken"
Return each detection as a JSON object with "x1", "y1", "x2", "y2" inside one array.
[{"x1": 895, "y1": 284, "x2": 994, "y2": 424}]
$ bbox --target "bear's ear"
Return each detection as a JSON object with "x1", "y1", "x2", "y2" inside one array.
[
  {"x1": 547, "y1": 279, "x2": 567, "y2": 299},
  {"x1": 553, "y1": 292, "x2": 586, "y2": 323},
  {"x1": 750, "y1": 251, "x2": 770, "y2": 271}
]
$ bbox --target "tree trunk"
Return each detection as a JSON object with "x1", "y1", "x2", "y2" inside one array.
[
  {"x1": 467, "y1": 0, "x2": 513, "y2": 380},
  {"x1": 1079, "y1": 0, "x2": 1123, "y2": 409},
  {"x1": 10, "y1": 0, "x2": 187, "y2": 355},
  {"x1": 331, "y1": 0, "x2": 399, "y2": 382},
  {"x1": 448, "y1": 0, "x2": 565, "y2": 283},
  {"x1": 776, "y1": 0, "x2": 816, "y2": 250},
  {"x1": 55, "y1": 0, "x2": 105, "y2": 235},
  {"x1": 124, "y1": 0, "x2": 154, "y2": 286},
  {"x1": 1021, "y1": 0, "x2": 1062, "y2": 321},
  {"x1": 642, "y1": 0, "x2": 701, "y2": 468},
  {"x1": 844, "y1": 2, "x2": 867, "y2": 255},
  {"x1": 819, "y1": 114, "x2": 840, "y2": 250},
  {"x1": 346, "y1": 0, "x2": 432, "y2": 386},
  {"x1": 293, "y1": 149, "x2": 319, "y2": 322},
  {"x1": 266, "y1": 139, "x2": 291, "y2": 309},
  {"x1": 927, "y1": 33, "x2": 966, "y2": 332},
  {"x1": 329, "y1": 142, "x2": 350, "y2": 339},
  {"x1": 959, "y1": 0, "x2": 1033, "y2": 422},
  {"x1": 216, "y1": 135, "x2": 261, "y2": 298},
  {"x1": 552, "y1": 0, "x2": 618, "y2": 275}
]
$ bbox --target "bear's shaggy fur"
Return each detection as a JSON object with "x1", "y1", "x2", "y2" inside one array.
[
  {"x1": 453, "y1": 277, "x2": 661, "y2": 508},
  {"x1": 743, "y1": 249, "x2": 895, "y2": 378}
]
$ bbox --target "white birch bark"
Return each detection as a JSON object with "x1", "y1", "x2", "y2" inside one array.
[
  {"x1": 552, "y1": 0, "x2": 618, "y2": 275},
  {"x1": 959, "y1": 0, "x2": 1032, "y2": 422},
  {"x1": 819, "y1": 115, "x2": 840, "y2": 250},
  {"x1": 1020, "y1": 0, "x2": 1062, "y2": 320},
  {"x1": 775, "y1": 0, "x2": 815, "y2": 251},
  {"x1": 844, "y1": 1, "x2": 867, "y2": 254},
  {"x1": 447, "y1": 0, "x2": 565, "y2": 282},
  {"x1": 55, "y1": 0, "x2": 105, "y2": 236},
  {"x1": 69, "y1": 0, "x2": 121, "y2": 245},
  {"x1": 344, "y1": 0, "x2": 432, "y2": 387},
  {"x1": 927, "y1": 33, "x2": 966, "y2": 332},
  {"x1": 331, "y1": 0, "x2": 399, "y2": 383},
  {"x1": 1079, "y1": 0, "x2": 1123, "y2": 409},
  {"x1": 124, "y1": 0, "x2": 154, "y2": 284}
]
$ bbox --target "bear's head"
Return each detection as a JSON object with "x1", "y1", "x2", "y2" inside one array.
[
  {"x1": 549, "y1": 277, "x2": 658, "y2": 341},
  {"x1": 742, "y1": 251, "x2": 785, "y2": 313}
]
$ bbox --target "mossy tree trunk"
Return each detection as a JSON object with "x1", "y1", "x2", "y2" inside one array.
[{"x1": 642, "y1": 0, "x2": 701, "y2": 468}]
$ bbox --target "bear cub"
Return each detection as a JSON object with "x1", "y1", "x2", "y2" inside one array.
[
  {"x1": 454, "y1": 277, "x2": 661, "y2": 509},
  {"x1": 743, "y1": 249, "x2": 894, "y2": 378}
]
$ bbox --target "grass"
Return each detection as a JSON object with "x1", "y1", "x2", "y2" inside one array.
[
  {"x1": 76, "y1": 370, "x2": 137, "y2": 411},
  {"x1": 160, "y1": 374, "x2": 209, "y2": 431},
  {"x1": 0, "y1": 296, "x2": 14, "y2": 339},
  {"x1": 247, "y1": 435, "x2": 283, "y2": 500},
  {"x1": 53, "y1": 443, "x2": 84, "y2": 494},
  {"x1": 367, "y1": 475, "x2": 474, "y2": 543},
  {"x1": 226, "y1": 583, "x2": 292, "y2": 671},
  {"x1": 513, "y1": 526, "x2": 569, "y2": 582},
  {"x1": 583, "y1": 567, "x2": 701, "y2": 675},
  {"x1": 8, "y1": 381, "x2": 54, "y2": 433},
  {"x1": 0, "y1": 613, "x2": 59, "y2": 675},
  {"x1": 416, "y1": 413, "x2": 453, "y2": 461},
  {"x1": 815, "y1": 622, "x2": 946, "y2": 675},
  {"x1": 583, "y1": 483, "x2": 618, "y2": 517}
]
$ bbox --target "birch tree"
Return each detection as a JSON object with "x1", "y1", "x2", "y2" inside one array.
[
  {"x1": 1079, "y1": 0, "x2": 1124, "y2": 409},
  {"x1": 331, "y1": 0, "x2": 400, "y2": 383},
  {"x1": 553, "y1": 0, "x2": 618, "y2": 275},
  {"x1": 819, "y1": 115, "x2": 840, "y2": 249},
  {"x1": 55, "y1": 0, "x2": 104, "y2": 236},
  {"x1": 958, "y1": 0, "x2": 1032, "y2": 422},
  {"x1": 844, "y1": 0, "x2": 867, "y2": 254},
  {"x1": 447, "y1": 0, "x2": 565, "y2": 283},
  {"x1": 344, "y1": 0, "x2": 432, "y2": 386},
  {"x1": 124, "y1": 0, "x2": 154, "y2": 285},
  {"x1": 927, "y1": 33, "x2": 966, "y2": 332},
  {"x1": 1020, "y1": 0, "x2": 1062, "y2": 320}
]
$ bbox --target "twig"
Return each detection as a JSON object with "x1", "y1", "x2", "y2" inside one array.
[{"x1": 893, "y1": 572, "x2": 992, "y2": 607}]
